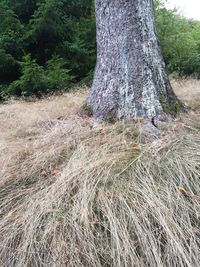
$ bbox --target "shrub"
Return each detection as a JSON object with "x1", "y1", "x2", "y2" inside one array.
[
  {"x1": 0, "y1": 49, "x2": 20, "y2": 83},
  {"x1": 184, "y1": 53, "x2": 200, "y2": 78},
  {"x1": 7, "y1": 54, "x2": 48, "y2": 97},
  {"x1": 6, "y1": 54, "x2": 75, "y2": 98},
  {"x1": 46, "y1": 55, "x2": 74, "y2": 91}
]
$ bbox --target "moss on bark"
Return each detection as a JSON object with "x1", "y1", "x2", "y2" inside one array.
[{"x1": 159, "y1": 96, "x2": 183, "y2": 117}]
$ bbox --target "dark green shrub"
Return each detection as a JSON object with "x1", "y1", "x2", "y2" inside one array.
[
  {"x1": 6, "y1": 54, "x2": 75, "y2": 97},
  {"x1": 7, "y1": 54, "x2": 48, "y2": 97},
  {"x1": 0, "y1": 49, "x2": 20, "y2": 83},
  {"x1": 184, "y1": 54, "x2": 200, "y2": 78},
  {"x1": 46, "y1": 55, "x2": 74, "y2": 90}
]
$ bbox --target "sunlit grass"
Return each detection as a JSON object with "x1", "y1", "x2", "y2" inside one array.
[{"x1": 0, "y1": 80, "x2": 200, "y2": 266}]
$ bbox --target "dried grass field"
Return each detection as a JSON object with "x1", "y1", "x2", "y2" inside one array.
[{"x1": 0, "y1": 80, "x2": 200, "y2": 266}]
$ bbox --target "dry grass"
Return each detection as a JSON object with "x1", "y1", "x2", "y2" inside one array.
[
  {"x1": 171, "y1": 78, "x2": 200, "y2": 110},
  {"x1": 0, "y1": 80, "x2": 200, "y2": 266}
]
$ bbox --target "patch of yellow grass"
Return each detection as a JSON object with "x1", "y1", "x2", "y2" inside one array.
[
  {"x1": 172, "y1": 78, "x2": 200, "y2": 110},
  {"x1": 0, "y1": 81, "x2": 200, "y2": 266},
  {"x1": 0, "y1": 89, "x2": 87, "y2": 184}
]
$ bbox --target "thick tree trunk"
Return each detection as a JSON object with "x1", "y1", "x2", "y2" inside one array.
[{"x1": 86, "y1": 0, "x2": 179, "y2": 121}]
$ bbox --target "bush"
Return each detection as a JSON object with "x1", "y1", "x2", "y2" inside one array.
[
  {"x1": 155, "y1": 3, "x2": 200, "y2": 77},
  {"x1": 7, "y1": 54, "x2": 48, "y2": 97},
  {"x1": 184, "y1": 54, "x2": 200, "y2": 78},
  {"x1": 6, "y1": 54, "x2": 75, "y2": 97},
  {"x1": 46, "y1": 55, "x2": 74, "y2": 91},
  {"x1": 0, "y1": 49, "x2": 20, "y2": 83}
]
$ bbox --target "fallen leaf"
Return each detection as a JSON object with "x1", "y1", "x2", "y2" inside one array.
[
  {"x1": 178, "y1": 186, "x2": 200, "y2": 201},
  {"x1": 131, "y1": 144, "x2": 137, "y2": 151},
  {"x1": 178, "y1": 186, "x2": 187, "y2": 195},
  {"x1": 99, "y1": 128, "x2": 105, "y2": 135},
  {"x1": 53, "y1": 165, "x2": 61, "y2": 176}
]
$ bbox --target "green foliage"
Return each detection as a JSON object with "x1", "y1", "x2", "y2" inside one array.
[
  {"x1": 46, "y1": 55, "x2": 74, "y2": 90},
  {"x1": 0, "y1": 1, "x2": 22, "y2": 33},
  {"x1": 7, "y1": 54, "x2": 48, "y2": 97},
  {"x1": 184, "y1": 54, "x2": 200, "y2": 78},
  {"x1": 61, "y1": 16, "x2": 96, "y2": 81},
  {"x1": 155, "y1": 1, "x2": 200, "y2": 77},
  {"x1": 24, "y1": 0, "x2": 69, "y2": 62},
  {"x1": 7, "y1": 54, "x2": 74, "y2": 97},
  {"x1": 0, "y1": 0, "x2": 95, "y2": 99},
  {"x1": 7, "y1": 0, "x2": 37, "y2": 23},
  {"x1": 0, "y1": 49, "x2": 19, "y2": 83}
]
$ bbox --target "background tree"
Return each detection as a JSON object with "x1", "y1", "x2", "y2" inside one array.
[
  {"x1": 0, "y1": 0, "x2": 96, "y2": 98},
  {"x1": 155, "y1": 2, "x2": 200, "y2": 77}
]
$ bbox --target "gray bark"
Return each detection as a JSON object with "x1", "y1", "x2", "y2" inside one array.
[{"x1": 86, "y1": 0, "x2": 178, "y2": 121}]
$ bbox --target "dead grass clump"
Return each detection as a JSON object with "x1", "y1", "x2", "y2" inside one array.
[{"x1": 0, "y1": 82, "x2": 200, "y2": 266}]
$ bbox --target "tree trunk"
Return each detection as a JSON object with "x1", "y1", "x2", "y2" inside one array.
[{"x1": 86, "y1": 0, "x2": 180, "y2": 121}]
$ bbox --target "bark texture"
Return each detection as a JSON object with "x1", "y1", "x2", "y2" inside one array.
[{"x1": 87, "y1": 0, "x2": 178, "y2": 121}]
